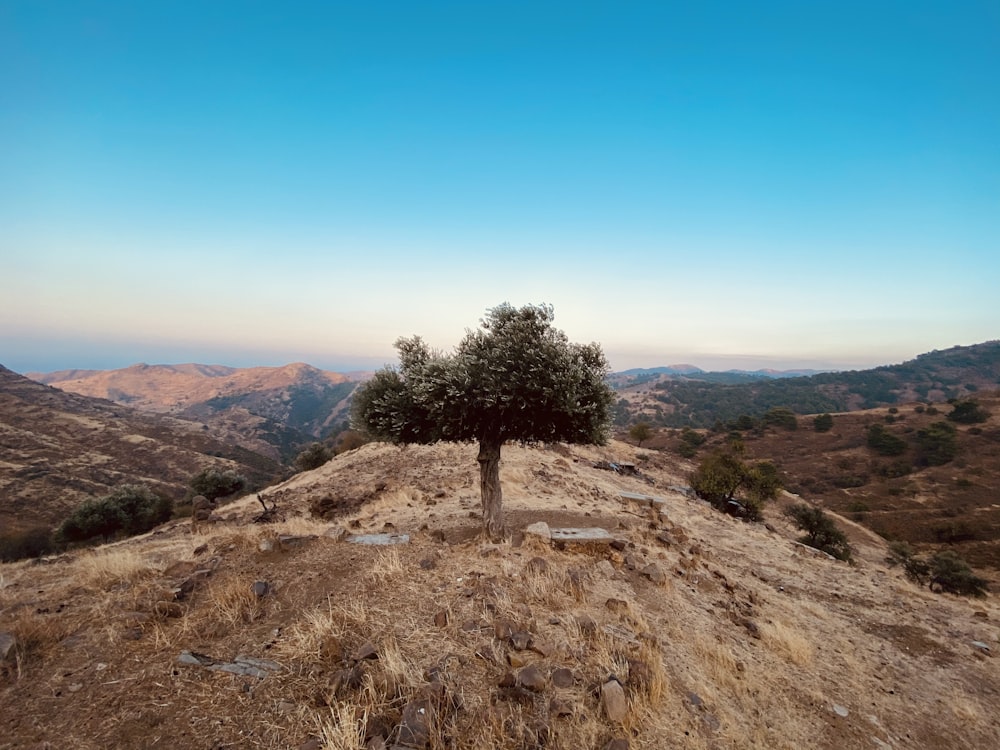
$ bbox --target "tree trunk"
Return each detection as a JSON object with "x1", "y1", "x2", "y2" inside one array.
[{"x1": 478, "y1": 436, "x2": 505, "y2": 541}]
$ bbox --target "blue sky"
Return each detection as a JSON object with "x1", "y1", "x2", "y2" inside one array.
[{"x1": 2, "y1": 1, "x2": 998, "y2": 374}]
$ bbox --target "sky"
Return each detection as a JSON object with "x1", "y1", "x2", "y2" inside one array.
[{"x1": 2, "y1": 1, "x2": 998, "y2": 375}]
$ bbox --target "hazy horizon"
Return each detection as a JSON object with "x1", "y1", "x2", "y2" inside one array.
[{"x1": 3, "y1": 3, "x2": 998, "y2": 374}]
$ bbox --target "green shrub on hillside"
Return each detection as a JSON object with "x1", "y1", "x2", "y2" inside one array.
[
  {"x1": 689, "y1": 450, "x2": 781, "y2": 521},
  {"x1": 888, "y1": 542, "x2": 988, "y2": 597},
  {"x1": 763, "y1": 407, "x2": 798, "y2": 430},
  {"x1": 914, "y1": 421, "x2": 957, "y2": 466},
  {"x1": 947, "y1": 399, "x2": 990, "y2": 424},
  {"x1": 55, "y1": 485, "x2": 172, "y2": 545},
  {"x1": 190, "y1": 467, "x2": 247, "y2": 501},
  {"x1": 866, "y1": 424, "x2": 907, "y2": 456},
  {"x1": 294, "y1": 442, "x2": 333, "y2": 472},
  {"x1": 813, "y1": 413, "x2": 834, "y2": 432},
  {"x1": 628, "y1": 421, "x2": 653, "y2": 447},
  {"x1": 784, "y1": 504, "x2": 853, "y2": 561}
]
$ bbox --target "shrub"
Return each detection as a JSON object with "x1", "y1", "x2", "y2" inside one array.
[
  {"x1": 55, "y1": 485, "x2": 173, "y2": 545},
  {"x1": 947, "y1": 399, "x2": 990, "y2": 424},
  {"x1": 866, "y1": 424, "x2": 907, "y2": 456},
  {"x1": 887, "y1": 543, "x2": 987, "y2": 597},
  {"x1": 689, "y1": 450, "x2": 781, "y2": 521},
  {"x1": 812, "y1": 413, "x2": 834, "y2": 432},
  {"x1": 0, "y1": 526, "x2": 56, "y2": 562},
  {"x1": 294, "y1": 442, "x2": 333, "y2": 472},
  {"x1": 915, "y1": 421, "x2": 957, "y2": 466},
  {"x1": 763, "y1": 407, "x2": 798, "y2": 430},
  {"x1": 190, "y1": 467, "x2": 247, "y2": 502},
  {"x1": 628, "y1": 421, "x2": 653, "y2": 447},
  {"x1": 784, "y1": 504, "x2": 853, "y2": 561}
]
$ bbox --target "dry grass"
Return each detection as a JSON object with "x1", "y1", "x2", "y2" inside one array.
[
  {"x1": 760, "y1": 618, "x2": 814, "y2": 666},
  {"x1": 207, "y1": 575, "x2": 267, "y2": 626},
  {"x1": 74, "y1": 548, "x2": 157, "y2": 589}
]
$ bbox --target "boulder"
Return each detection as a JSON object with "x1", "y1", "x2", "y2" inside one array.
[{"x1": 601, "y1": 679, "x2": 629, "y2": 723}]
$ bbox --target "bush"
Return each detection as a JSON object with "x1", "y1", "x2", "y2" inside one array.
[
  {"x1": 915, "y1": 421, "x2": 957, "y2": 466},
  {"x1": 763, "y1": 407, "x2": 798, "y2": 430},
  {"x1": 785, "y1": 504, "x2": 853, "y2": 561},
  {"x1": 689, "y1": 450, "x2": 780, "y2": 521},
  {"x1": 628, "y1": 421, "x2": 653, "y2": 447},
  {"x1": 294, "y1": 442, "x2": 333, "y2": 472},
  {"x1": 947, "y1": 399, "x2": 990, "y2": 424},
  {"x1": 190, "y1": 467, "x2": 247, "y2": 502},
  {"x1": 813, "y1": 413, "x2": 834, "y2": 432},
  {"x1": 887, "y1": 543, "x2": 987, "y2": 597},
  {"x1": 55, "y1": 485, "x2": 173, "y2": 545},
  {"x1": 0, "y1": 526, "x2": 56, "y2": 562},
  {"x1": 866, "y1": 424, "x2": 907, "y2": 456}
]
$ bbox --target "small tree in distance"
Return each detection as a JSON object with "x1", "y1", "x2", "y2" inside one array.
[
  {"x1": 352, "y1": 303, "x2": 615, "y2": 540},
  {"x1": 629, "y1": 421, "x2": 653, "y2": 447},
  {"x1": 813, "y1": 413, "x2": 834, "y2": 432},
  {"x1": 689, "y1": 448, "x2": 781, "y2": 521}
]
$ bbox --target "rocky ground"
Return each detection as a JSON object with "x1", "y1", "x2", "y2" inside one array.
[{"x1": 1, "y1": 440, "x2": 997, "y2": 749}]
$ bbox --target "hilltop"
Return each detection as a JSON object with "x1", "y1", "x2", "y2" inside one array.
[
  {"x1": 0, "y1": 365, "x2": 282, "y2": 536},
  {"x1": 28, "y1": 363, "x2": 360, "y2": 462},
  {"x1": 1, "y1": 439, "x2": 996, "y2": 749}
]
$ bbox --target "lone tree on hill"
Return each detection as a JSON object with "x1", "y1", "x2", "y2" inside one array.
[{"x1": 352, "y1": 303, "x2": 615, "y2": 540}]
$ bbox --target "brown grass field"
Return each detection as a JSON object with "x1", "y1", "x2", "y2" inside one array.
[{"x1": 2, "y1": 440, "x2": 998, "y2": 749}]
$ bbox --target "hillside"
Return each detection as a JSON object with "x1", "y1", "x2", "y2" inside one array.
[
  {"x1": 29, "y1": 363, "x2": 360, "y2": 462},
  {"x1": 1, "y1": 440, "x2": 997, "y2": 749},
  {"x1": 0, "y1": 365, "x2": 283, "y2": 535},
  {"x1": 615, "y1": 341, "x2": 1000, "y2": 427}
]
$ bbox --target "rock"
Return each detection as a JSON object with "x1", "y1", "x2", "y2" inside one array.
[
  {"x1": 529, "y1": 640, "x2": 553, "y2": 658},
  {"x1": 971, "y1": 641, "x2": 992, "y2": 654},
  {"x1": 577, "y1": 614, "x2": 597, "y2": 635},
  {"x1": 507, "y1": 652, "x2": 529, "y2": 668},
  {"x1": 193, "y1": 543, "x2": 208, "y2": 555},
  {"x1": 419, "y1": 557, "x2": 437, "y2": 570},
  {"x1": 433, "y1": 610, "x2": 449, "y2": 628},
  {"x1": 429, "y1": 529, "x2": 447, "y2": 543},
  {"x1": 601, "y1": 679, "x2": 629, "y2": 723},
  {"x1": 331, "y1": 664, "x2": 365, "y2": 694},
  {"x1": 972, "y1": 610, "x2": 988, "y2": 620},
  {"x1": 526, "y1": 556, "x2": 549, "y2": 574},
  {"x1": 347, "y1": 533, "x2": 410, "y2": 546},
  {"x1": 252, "y1": 581, "x2": 271, "y2": 598},
  {"x1": 510, "y1": 631, "x2": 532, "y2": 651},
  {"x1": 0, "y1": 632, "x2": 16, "y2": 662},
  {"x1": 603, "y1": 740, "x2": 630, "y2": 750},
  {"x1": 511, "y1": 531, "x2": 525, "y2": 547},
  {"x1": 624, "y1": 554, "x2": 642, "y2": 571},
  {"x1": 656, "y1": 531, "x2": 673, "y2": 546},
  {"x1": 550, "y1": 527, "x2": 613, "y2": 544},
  {"x1": 279, "y1": 534, "x2": 317, "y2": 550},
  {"x1": 494, "y1": 620, "x2": 514, "y2": 640},
  {"x1": 325, "y1": 527, "x2": 348, "y2": 541},
  {"x1": 687, "y1": 692, "x2": 703, "y2": 707},
  {"x1": 355, "y1": 642, "x2": 379, "y2": 661},
  {"x1": 517, "y1": 664, "x2": 547, "y2": 692},
  {"x1": 298, "y1": 737, "x2": 323, "y2": 750},
  {"x1": 398, "y1": 698, "x2": 433, "y2": 748},
  {"x1": 550, "y1": 697, "x2": 574, "y2": 718},
  {"x1": 552, "y1": 667, "x2": 574, "y2": 688},
  {"x1": 595, "y1": 560, "x2": 617, "y2": 578},
  {"x1": 524, "y1": 521, "x2": 552, "y2": 541},
  {"x1": 498, "y1": 671, "x2": 517, "y2": 688},
  {"x1": 641, "y1": 563, "x2": 666, "y2": 585},
  {"x1": 833, "y1": 704, "x2": 849, "y2": 718},
  {"x1": 258, "y1": 538, "x2": 275, "y2": 553},
  {"x1": 606, "y1": 598, "x2": 630, "y2": 614},
  {"x1": 610, "y1": 538, "x2": 628, "y2": 552}
]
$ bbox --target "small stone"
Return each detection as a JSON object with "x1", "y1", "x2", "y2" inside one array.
[
  {"x1": 193, "y1": 543, "x2": 208, "y2": 555},
  {"x1": 511, "y1": 531, "x2": 525, "y2": 547},
  {"x1": 355, "y1": 642, "x2": 378, "y2": 661},
  {"x1": 656, "y1": 531, "x2": 673, "y2": 546},
  {"x1": 430, "y1": 529, "x2": 447, "y2": 543},
  {"x1": 298, "y1": 737, "x2": 323, "y2": 750},
  {"x1": 687, "y1": 692, "x2": 702, "y2": 707},
  {"x1": 971, "y1": 641, "x2": 992, "y2": 654},
  {"x1": 601, "y1": 679, "x2": 629, "y2": 723},
  {"x1": 550, "y1": 697, "x2": 574, "y2": 718},
  {"x1": 529, "y1": 640, "x2": 552, "y2": 658},
  {"x1": 595, "y1": 560, "x2": 617, "y2": 578},
  {"x1": 433, "y1": 610, "x2": 449, "y2": 628},
  {"x1": 494, "y1": 620, "x2": 514, "y2": 640},
  {"x1": 279, "y1": 534, "x2": 316, "y2": 550},
  {"x1": 498, "y1": 671, "x2": 517, "y2": 688},
  {"x1": 641, "y1": 563, "x2": 666, "y2": 585},
  {"x1": 524, "y1": 521, "x2": 552, "y2": 541},
  {"x1": 461, "y1": 620, "x2": 480, "y2": 632},
  {"x1": 258, "y1": 538, "x2": 275, "y2": 553},
  {"x1": 419, "y1": 557, "x2": 437, "y2": 570},
  {"x1": 606, "y1": 598, "x2": 629, "y2": 613},
  {"x1": 277, "y1": 700, "x2": 296, "y2": 714},
  {"x1": 833, "y1": 704, "x2": 849, "y2": 718},
  {"x1": 603, "y1": 740, "x2": 630, "y2": 750},
  {"x1": 252, "y1": 581, "x2": 271, "y2": 598},
  {"x1": 510, "y1": 631, "x2": 532, "y2": 651},
  {"x1": 624, "y1": 554, "x2": 641, "y2": 571},
  {"x1": 507, "y1": 652, "x2": 529, "y2": 668},
  {"x1": 551, "y1": 668, "x2": 574, "y2": 688},
  {"x1": 366, "y1": 738, "x2": 387, "y2": 750},
  {"x1": 517, "y1": 664, "x2": 547, "y2": 692},
  {"x1": 577, "y1": 614, "x2": 597, "y2": 635},
  {"x1": 398, "y1": 699, "x2": 433, "y2": 748},
  {"x1": 972, "y1": 610, "x2": 988, "y2": 620}
]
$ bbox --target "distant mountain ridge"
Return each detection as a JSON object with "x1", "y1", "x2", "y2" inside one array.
[
  {"x1": 30, "y1": 362, "x2": 361, "y2": 462},
  {"x1": 0, "y1": 364, "x2": 283, "y2": 533}
]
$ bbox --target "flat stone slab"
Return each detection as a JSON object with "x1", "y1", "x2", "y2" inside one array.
[
  {"x1": 347, "y1": 533, "x2": 410, "y2": 546},
  {"x1": 619, "y1": 492, "x2": 667, "y2": 508},
  {"x1": 550, "y1": 527, "x2": 614, "y2": 543}
]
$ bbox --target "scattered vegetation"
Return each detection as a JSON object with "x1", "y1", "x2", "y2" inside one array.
[
  {"x1": 866, "y1": 424, "x2": 908, "y2": 456},
  {"x1": 914, "y1": 421, "x2": 957, "y2": 466},
  {"x1": 677, "y1": 426, "x2": 706, "y2": 458},
  {"x1": 762, "y1": 407, "x2": 798, "y2": 430},
  {"x1": 947, "y1": 399, "x2": 990, "y2": 424},
  {"x1": 812, "y1": 413, "x2": 834, "y2": 432},
  {"x1": 784, "y1": 504, "x2": 853, "y2": 561}
]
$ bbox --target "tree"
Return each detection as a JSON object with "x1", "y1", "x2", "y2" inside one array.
[
  {"x1": 763, "y1": 407, "x2": 798, "y2": 430},
  {"x1": 54, "y1": 485, "x2": 172, "y2": 545},
  {"x1": 784, "y1": 504, "x2": 852, "y2": 561},
  {"x1": 689, "y1": 449, "x2": 781, "y2": 521},
  {"x1": 866, "y1": 424, "x2": 907, "y2": 456},
  {"x1": 352, "y1": 303, "x2": 614, "y2": 540},
  {"x1": 295, "y1": 442, "x2": 333, "y2": 472},
  {"x1": 190, "y1": 467, "x2": 247, "y2": 502},
  {"x1": 947, "y1": 399, "x2": 990, "y2": 424},
  {"x1": 914, "y1": 421, "x2": 957, "y2": 466},
  {"x1": 628, "y1": 421, "x2": 653, "y2": 447},
  {"x1": 813, "y1": 413, "x2": 834, "y2": 432},
  {"x1": 888, "y1": 543, "x2": 987, "y2": 597}
]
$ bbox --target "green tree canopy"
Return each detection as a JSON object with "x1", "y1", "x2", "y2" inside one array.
[
  {"x1": 352, "y1": 303, "x2": 615, "y2": 539},
  {"x1": 628, "y1": 421, "x2": 653, "y2": 447},
  {"x1": 689, "y1": 449, "x2": 781, "y2": 521},
  {"x1": 785, "y1": 503, "x2": 853, "y2": 561}
]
